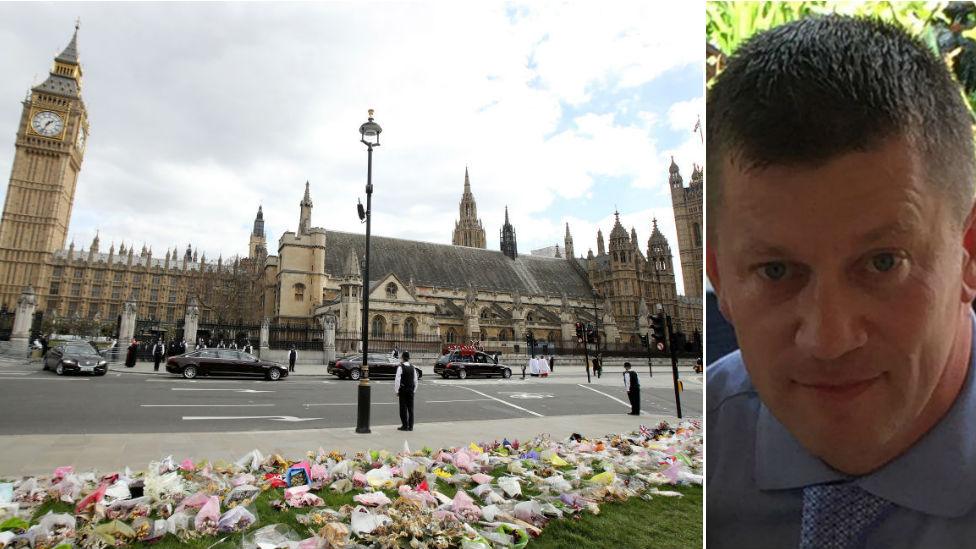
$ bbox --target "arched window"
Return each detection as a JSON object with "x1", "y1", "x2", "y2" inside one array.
[
  {"x1": 371, "y1": 315, "x2": 386, "y2": 337},
  {"x1": 404, "y1": 317, "x2": 417, "y2": 338},
  {"x1": 293, "y1": 283, "x2": 305, "y2": 302},
  {"x1": 386, "y1": 282, "x2": 398, "y2": 299},
  {"x1": 480, "y1": 308, "x2": 491, "y2": 320},
  {"x1": 526, "y1": 313, "x2": 534, "y2": 322},
  {"x1": 447, "y1": 328, "x2": 457, "y2": 343}
]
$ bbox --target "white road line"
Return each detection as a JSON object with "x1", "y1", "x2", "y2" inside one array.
[
  {"x1": 183, "y1": 415, "x2": 322, "y2": 422},
  {"x1": 425, "y1": 398, "x2": 492, "y2": 403},
  {"x1": 141, "y1": 404, "x2": 275, "y2": 407},
  {"x1": 576, "y1": 384, "x2": 653, "y2": 416},
  {"x1": 303, "y1": 402, "x2": 395, "y2": 406},
  {"x1": 1, "y1": 377, "x2": 90, "y2": 381},
  {"x1": 171, "y1": 388, "x2": 273, "y2": 393},
  {"x1": 0, "y1": 372, "x2": 30, "y2": 375},
  {"x1": 456, "y1": 386, "x2": 543, "y2": 417}
]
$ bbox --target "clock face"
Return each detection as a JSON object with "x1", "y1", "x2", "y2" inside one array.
[
  {"x1": 31, "y1": 111, "x2": 64, "y2": 138},
  {"x1": 76, "y1": 126, "x2": 86, "y2": 149}
]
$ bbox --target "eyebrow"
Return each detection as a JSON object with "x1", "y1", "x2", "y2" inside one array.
[{"x1": 857, "y1": 218, "x2": 919, "y2": 244}]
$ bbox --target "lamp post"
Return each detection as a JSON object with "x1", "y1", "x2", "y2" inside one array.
[{"x1": 356, "y1": 109, "x2": 381, "y2": 434}]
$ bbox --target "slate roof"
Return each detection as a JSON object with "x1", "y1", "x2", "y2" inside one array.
[
  {"x1": 33, "y1": 74, "x2": 79, "y2": 98},
  {"x1": 323, "y1": 231, "x2": 594, "y2": 299}
]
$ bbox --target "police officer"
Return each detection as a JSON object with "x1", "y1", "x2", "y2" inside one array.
[
  {"x1": 288, "y1": 345, "x2": 297, "y2": 373},
  {"x1": 152, "y1": 339, "x2": 165, "y2": 372},
  {"x1": 394, "y1": 351, "x2": 418, "y2": 431},
  {"x1": 623, "y1": 362, "x2": 640, "y2": 415}
]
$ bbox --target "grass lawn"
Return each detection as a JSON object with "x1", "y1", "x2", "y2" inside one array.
[{"x1": 27, "y1": 466, "x2": 702, "y2": 548}]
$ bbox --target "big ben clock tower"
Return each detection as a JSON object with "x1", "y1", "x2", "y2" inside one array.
[{"x1": 0, "y1": 23, "x2": 88, "y2": 309}]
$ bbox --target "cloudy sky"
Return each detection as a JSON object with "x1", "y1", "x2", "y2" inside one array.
[{"x1": 0, "y1": 2, "x2": 703, "y2": 294}]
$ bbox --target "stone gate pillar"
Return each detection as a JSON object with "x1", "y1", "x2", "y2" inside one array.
[
  {"x1": 119, "y1": 301, "x2": 137, "y2": 344},
  {"x1": 259, "y1": 318, "x2": 270, "y2": 356},
  {"x1": 184, "y1": 297, "x2": 200, "y2": 349},
  {"x1": 10, "y1": 285, "x2": 37, "y2": 355},
  {"x1": 320, "y1": 314, "x2": 336, "y2": 365}
]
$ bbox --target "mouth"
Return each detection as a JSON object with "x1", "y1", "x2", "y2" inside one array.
[{"x1": 794, "y1": 375, "x2": 882, "y2": 400}]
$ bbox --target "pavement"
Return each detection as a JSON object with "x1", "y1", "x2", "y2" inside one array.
[{"x1": 0, "y1": 356, "x2": 701, "y2": 477}]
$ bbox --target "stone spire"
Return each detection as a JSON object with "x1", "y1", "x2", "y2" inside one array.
[
  {"x1": 564, "y1": 222, "x2": 574, "y2": 260},
  {"x1": 90, "y1": 231, "x2": 99, "y2": 253},
  {"x1": 56, "y1": 21, "x2": 80, "y2": 64},
  {"x1": 252, "y1": 205, "x2": 265, "y2": 237},
  {"x1": 500, "y1": 205, "x2": 518, "y2": 260},
  {"x1": 34, "y1": 22, "x2": 83, "y2": 98},
  {"x1": 669, "y1": 156, "x2": 684, "y2": 189},
  {"x1": 597, "y1": 229, "x2": 605, "y2": 256},
  {"x1": 299, "y1": 182, "x2": 313, "y2": 235},
  {"x1": 343, "y1": 247, "x2": 361, "y2": 279},
  {"x1": 184, "y1": 244, "x2": 192, "y2": 263},
  {"x1": 451, "y1": 168, "x2": 486, "y2": 248}
]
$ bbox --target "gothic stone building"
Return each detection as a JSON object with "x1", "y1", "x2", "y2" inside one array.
[{"x1": 0, "y1": 27, "x2": 702, "y2": 348}]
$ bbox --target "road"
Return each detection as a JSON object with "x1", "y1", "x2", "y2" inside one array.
[{"x1": 0, "y1": 362, "x2": 702, "y2": 435}]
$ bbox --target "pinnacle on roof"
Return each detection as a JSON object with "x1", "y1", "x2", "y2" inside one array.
[
  {"x1": 55, "y1": 21, "x2": 80, "y2": 64},
  {"x1": 504, "y1": 205, "x2": 510, "y2": 225},
  {"x1": 669, "y1": 155, "x2": 679, "y2": 173},
  {"x1": 565, "y1": 222, "x2": 571, "y2": 238},
  {"x1": 256, "y1": 205, "x2": 263, "y2": 219},
  {"x1": 610, "y1": 210, "x2": 628, "y2": 240},
  {"x1": 343, "y1": 247, "x2": 361, "y2": 278},
  {"x1": 464, "y1": 166, "x2": 471, "y2": 192},
  {"x1": 649, "y1": 217, "x2": 669, "y2": 244},
  {"x1": 301, "y1": 181, "x2": 313, "y2": 207}
]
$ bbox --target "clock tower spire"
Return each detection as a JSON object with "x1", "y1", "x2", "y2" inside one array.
[{"x1": 0, "y1": 24, "x2": 89, "y2": 309}]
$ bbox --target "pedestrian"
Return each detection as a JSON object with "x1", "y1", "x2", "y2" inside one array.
[
  {"x1": 548, "y1": 354, "x2": 555, "y2": 373},
  {"x1": 394, "y1": 350, "x2": 418, "y2": 431},
  {"x1": 243, "y1": 341, "x2": 253, "y2": 354},
  {"x1": 217, "y1": 340, "x2": 226, "y2": 349},
  {"x1": 195, "y1": 339, "x2": 203, "y2": 351},
  {"x1": 623, "y1": 362, "x2": 640, "y2": 415},
  {"x1": 521, "y1": 357, "x2": 526, "y2": 380},
  {"x1": 152, "y1": 339, "x2": 165, "y2": 371},
  {"x1": 392, "y1": 343, "x2": 400, "y2": 359},
  {"x1": 125, "y1": 339, "x2": 138, "y2": 368},
  {"x1": 180, "y1": 339, "x2": 187, "y2": 354},
  {"x1": 288, "y1": 345, "x2": 297, "y2": 373},
  {"x1": 592, "y1": 356, "x2": 602, "y2": 378},
  {"x1": 40, "y1": 334, "x2": 49, "y2": 357},
  {"x1": 230, "y1": 341, "x2": 238, "y2": 350}
]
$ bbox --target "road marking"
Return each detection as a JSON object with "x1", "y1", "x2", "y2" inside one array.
[
  {"x1": 576, "y1": 384, "x2": 652, "y2": 416},
  {"x1": 141, "y1": 404, "x2": 275, "y2": 407},
  {"x1": 425, "y1": 398, "x2": 492, "y2": 403},
  {"x1": 456, "y1": 386, "x2": 543, "y2": 417},
  {"x1": 1, "y1": 377, "x2": 90, "y2": 381},
  {"x1": 501, "y1": 392, "x2": 554, "y2": 399},
  {"x1": 183, "y1": 415, "x2": 322, "y2": 422},
  {"x1": 0, "y1": 372, "x2": 30, "y2": 375},
  {"x1": 303, "y1": 402, "x2": 395, "y2": 406},
  {"x1": 171, "y1": 388, "x2": 273, "y2": 394}
]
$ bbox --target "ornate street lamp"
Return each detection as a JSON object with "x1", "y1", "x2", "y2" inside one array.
[{"x1": 356, "y1": 109, "x2": 381, "y2": 434}]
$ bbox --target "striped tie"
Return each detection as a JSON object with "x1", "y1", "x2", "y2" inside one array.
[{"x1": 799, "y1": 482, "x2": 893, "y2": 549}]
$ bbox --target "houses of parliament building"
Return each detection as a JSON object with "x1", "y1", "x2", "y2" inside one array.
[{"x1": 0, "y1": 27, "x2": 702, "y2": 348}]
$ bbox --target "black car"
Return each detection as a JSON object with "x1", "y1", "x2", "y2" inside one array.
[
  {"x1": 328, "y1": 353, "x2": 424, "y2": 381},
  {"x1": 166, "y1": 349, "x2": 289, "y2": 380},
  {"x1": 433, "y1": 350, "x2": 512, "y2": 379},
  {"x1": 43, "y1": 341, "x2": 108, "y2": 376}
]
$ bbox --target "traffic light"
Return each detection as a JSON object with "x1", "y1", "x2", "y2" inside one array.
[{"x1": 652, "y1": 313, "x2": 667, "y2": 348}]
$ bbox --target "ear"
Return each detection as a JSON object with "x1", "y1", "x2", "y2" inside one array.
[
  {"x1": 962, "y1": 203, "x2": 976, "y2": 304},
  {"x1": 706, "y1": 244, "x2": 734, "y2": 324}
]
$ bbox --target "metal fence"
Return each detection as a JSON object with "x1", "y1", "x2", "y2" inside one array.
[
  {"x1": 335, "y1": 331, "x2": 444, "y2": 355},
  {"x1": 195, "y1": 321, "x2": 263, "y2": 348},
  {"x1": 269, "y1": 322, "x2": 323, "y2": 350}
]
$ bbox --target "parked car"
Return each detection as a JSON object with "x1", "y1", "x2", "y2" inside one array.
[
  {"x1": 43, "y1": 341, "x2": 108, "y2": 376},
  {"x1": 166, "y1": 349, "x2": 288, "y2": 380},
  {"x1": 433, "y1": 350, "x2": 512, "y2": 379},
  {"x1": 328, "y1": 353, "x2": 424, "y2": 381}
]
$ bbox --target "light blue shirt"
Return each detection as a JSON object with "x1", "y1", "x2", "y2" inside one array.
[{"x1": 707, "y1": 316, "x2": 976, "y2": 548}]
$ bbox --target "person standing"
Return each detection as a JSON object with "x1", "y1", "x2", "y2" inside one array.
[
  {"x1": 623, "y1": 362, "x2": 640, "y2": 415},
  {"x1": 40, "y1": 334, "x2": 49, "y2": 357},
  {"x1": 548, "y1": 354, "x2": 555, "y2": 373},
  {"x1": 592, "y1": 356, "x2": 602, "y2": 379},
  {"x1": 125, "y1": 339, "x2": 138, "y2": 368},
  {"x1": 180, "y1": 339, "x2": 187, "y2": 354},
  {"x1": 394, "y1": 351, "x2": 418, "y2": 431},
  {"x1": 392, "y1": 343, "x2": 400, "y2": 359},
  {"x1": 288, "y1": 345, "x2": 297, "y2": 373},
  {"x1": 152, "y1": 339, "x2": 164, "y2": 372},
  {"x1": 243, "y1": 341, "x2": 253, "y2": 355}
]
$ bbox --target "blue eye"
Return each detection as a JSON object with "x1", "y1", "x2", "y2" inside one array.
[
  {"x1": 762, "y1": 262, "x2": 787, "y2": 280},
  {"x1": 871, "y1": 253, "x2": 898, "y2": 272}
]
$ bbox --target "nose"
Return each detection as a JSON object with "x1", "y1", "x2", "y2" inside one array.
[{"x1": 793, "y1": 275, "x2": 868, "y2": 361}]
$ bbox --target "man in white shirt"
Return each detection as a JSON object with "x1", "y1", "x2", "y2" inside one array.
[{"x1": 394, "y1": 351, "x2": 419, "y2": 431}]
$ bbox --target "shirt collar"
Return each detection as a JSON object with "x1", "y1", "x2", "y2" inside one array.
[{"x1": 755, "y1": 313, "x2": 976, "y2": 518}]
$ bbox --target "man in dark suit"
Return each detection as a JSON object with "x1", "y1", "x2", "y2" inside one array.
[
  {"x1": 623, "y1": 362, "x2": 640, "y2": 415},
  {"x1": 394, "y1": 351, "x2": 418, "y2": 431},
  {"x1": 288, "y1": 345, "x2": 297, "y2": 372}
]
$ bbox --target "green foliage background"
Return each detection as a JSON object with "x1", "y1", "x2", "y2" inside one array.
[{"x1": 705, "y1": 1, "x2": 976, "y2": 115}]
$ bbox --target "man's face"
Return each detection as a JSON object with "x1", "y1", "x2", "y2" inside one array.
[{"x1": 711, "y1": 136, "x2": 975, "y2": 473}]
